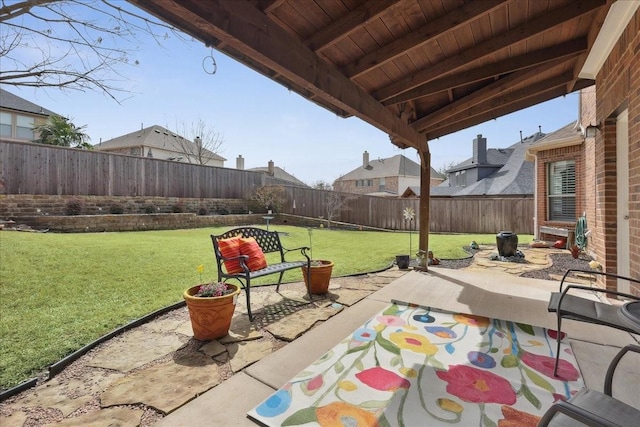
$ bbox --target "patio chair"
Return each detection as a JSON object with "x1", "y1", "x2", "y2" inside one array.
[
  {"x1": 547, "y1": 269, "x2": 640, "y2": 377},
  {"x1": 537, "y1": 344, "x2": 640, "y2": 427}
]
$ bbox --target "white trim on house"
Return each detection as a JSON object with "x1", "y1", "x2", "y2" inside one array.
[
  {"x1": 525, "y1": 135, "x2": 584, "y2": 161},
  {"x1": 579, "y1": 1, "x2": 640, "y2": 79}
]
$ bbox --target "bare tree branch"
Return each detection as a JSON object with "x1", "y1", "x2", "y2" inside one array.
[
  {"x1": 0, "y1": 0, "x2": 188, "y2": 101},
  {"x1": 169, "y1": 118, "x2": 225, "y2": 165}
]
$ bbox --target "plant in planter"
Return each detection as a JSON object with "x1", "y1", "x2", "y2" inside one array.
[
  {"x1": 301, "y1": 228, "x2": 334, "y2": 295},
  {"x1": 183, "y1": 265, "x2": 241, "y2": 340},
  {"x1": 396, "y1": 207, "x2": 415, "y2": 269}
]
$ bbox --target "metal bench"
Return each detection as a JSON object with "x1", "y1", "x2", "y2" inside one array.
[{"x1": 211, "y1": 226, "x2": 311, "y2": 321}]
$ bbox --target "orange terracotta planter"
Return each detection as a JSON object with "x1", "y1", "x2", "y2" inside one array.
[
  {"x1": 183, "y1": 283, "x2": 240, "y2": 340},
  {"x1": 302, "y1": 260, "x2": 334, "y2": 295}
]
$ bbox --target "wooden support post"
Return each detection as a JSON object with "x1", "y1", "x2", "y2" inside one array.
[{"x1": 416, "y1": 145, "x2": 431, "y2": 271}]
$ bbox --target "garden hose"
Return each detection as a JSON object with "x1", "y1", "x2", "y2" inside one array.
[{"x1": 575, "y1": 215, "x2": 588, "y2": 250}]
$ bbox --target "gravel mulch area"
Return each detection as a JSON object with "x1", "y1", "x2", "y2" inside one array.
[{"x1": 432, "y1": 246, "x2": 594, "y2": 281}]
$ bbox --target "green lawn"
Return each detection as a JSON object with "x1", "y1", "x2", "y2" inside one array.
[{"x1": 0, "y1": 225, "x2": 528, "y2": 390}]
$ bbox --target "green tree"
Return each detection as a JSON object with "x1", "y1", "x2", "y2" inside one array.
[{"x1": 32, "y1": 115, "x2": 91, "y2": 149}]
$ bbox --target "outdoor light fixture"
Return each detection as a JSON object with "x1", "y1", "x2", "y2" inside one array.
[{"x1": 583, "y1": 123, "x2": 600, "y2": 138}]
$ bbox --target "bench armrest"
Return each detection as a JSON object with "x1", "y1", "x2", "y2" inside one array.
[{"x1": 283, "y1": 246, "x2": 311, "y2": 262}]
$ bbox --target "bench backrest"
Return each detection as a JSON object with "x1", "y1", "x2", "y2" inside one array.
[{"x1": 211, "y1": 227, "x2": 285, "y2": 260}]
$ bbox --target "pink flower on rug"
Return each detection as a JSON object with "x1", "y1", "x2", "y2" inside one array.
[
  {"x1": 453, "y1": 313, "x2": 490, "y2": 328},
  {"x1": 547, "y1": 329, "x2": 567, "y2": 341},
  {"x1": 521, "y1": 351, "x2": 580, "y2": 381},
  {"x1": 436, "y1": 365, "x2": 516, "y2": 404},
  {"x1": 306, "y1": 374, "x2": 324, "y2": 391},
  {"x1": 355, "y1": 367, "x2": 410, "y2": 391},
  {"x1": 377, "y1": 315, "x2": 406, "y2": 326},
  {"x1": 316, "y1": 402, "x2": 379, "y2": 426}
]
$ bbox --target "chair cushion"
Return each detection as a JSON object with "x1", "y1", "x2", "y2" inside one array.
[
  {"x1": 548, "y1": 293, "x2": 636, "y2": 333},
  {"x1": 239, "y1": 237, "x2": 268, "y2": 271},
  {"x1": 218, "y1": 236, "x2": 243, "y2": 274}
]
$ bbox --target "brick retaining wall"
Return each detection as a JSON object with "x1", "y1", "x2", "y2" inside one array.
[
  {"x1": 0, "y1": 195, "x2": 257, "y2": 217},
  {"x1": 12, "y1": 213, "x2": 267, "y2": 233}
]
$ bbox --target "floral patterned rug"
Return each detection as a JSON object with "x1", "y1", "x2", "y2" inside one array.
[{"x1": 248, "y1": 302, "x2": 584, "y2": 427}]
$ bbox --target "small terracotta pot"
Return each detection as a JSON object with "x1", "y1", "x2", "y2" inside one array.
[
  {"x1": 183, "y1": 283, "x2": 240, "y2": 340},
  {"x1": 302, "y1": 260, "x2": 334, "y2": 295}
]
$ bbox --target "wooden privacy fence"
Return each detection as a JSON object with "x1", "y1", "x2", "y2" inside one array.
[
  {"x1": 0, "y1": 140, "x2": 289, "y2": 198},
  {"x1": 282, "y1": 186, "x2": 534, "y2": 234},
  {"x1": 1, "y1": 141, "x2": 534, "y2": 234}
]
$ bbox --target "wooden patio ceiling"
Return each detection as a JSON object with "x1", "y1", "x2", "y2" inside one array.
[{"x1": 129, "y1": 0, "x2": 610, "y2": 152}]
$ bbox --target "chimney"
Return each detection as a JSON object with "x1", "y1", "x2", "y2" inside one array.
[
  {"x1": 363, "y1": 151, "x2": 370, "y2": 169},
  {"x1": 268, "y1": 160, "x2": 275, "y2": 176},
  {"x1": 236, "y1": 155, "x2": 244, "y2": 170},
  {"x1": 472, "y1": 134, "x2": 487, "y2": 164}
]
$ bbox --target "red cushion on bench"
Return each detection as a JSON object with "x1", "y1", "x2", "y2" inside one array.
[
  {"x1": 218, "y1": 236, "x2": 243, "y2": 274},
  {"x1": 239, "y1": 237, "x2": 267, "y2": 271}
]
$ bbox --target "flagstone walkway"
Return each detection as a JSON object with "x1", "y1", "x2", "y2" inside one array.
[{"x1": 0, "y1": 246, "x2": 567, "y2": 426}]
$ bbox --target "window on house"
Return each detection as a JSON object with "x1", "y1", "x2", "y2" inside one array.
[
  {"x1": 548, "y1": 160, "x2": 576, "y2": 221},
  {"x1": 16, "y1": 115, "x2": 34, "y2": 140},
  {"x1": 379, "y1": 177, "x2": 385, "y2": 191},
  {"x1": 0, "y1": 112, "x2": 11, "y2": 137}
]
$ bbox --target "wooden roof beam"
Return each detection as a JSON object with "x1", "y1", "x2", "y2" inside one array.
[
  {"x1": 342, "y1": 0, "x2": 508, "y2": 79},
  {"x1": 419, "y1": 72, "x2": 574, "y2": 133},
  {"x1": 567, "y1": 0, "x2": 611, "y2": 91},
  {"x1": 132, "y1": 0, "x2": 424, "y2": 149},
  {"x1": 304, "y1": 0, "x2": 399, "y2": 52},
  {"x1": 383, "y1": 38, "x2": 587, "y2": 106},
  {"x1": 411, "y1": 56, "x2": 575, "y2": 132},
  {"x1": 373, "y1": 0, "x2": 605, "y2": 102},
  {"x1": 425, "y1": 80, "x2": 594, "y2": 140},
  {"x1": 420, "y1": 72, "x2": 587, "y2": 137}
]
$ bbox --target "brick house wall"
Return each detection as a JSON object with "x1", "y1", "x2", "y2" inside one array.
[
  {"x1": 336, "y1": 176, "x2": 400, "y2": 195},
  {"x1": 534, "y1": 144, "x2": 586, "y2": 239},
  {"x1": 591, "y1": 10, "x2": 640, "y2": 294},
  {"x1": 580, "y1": 87, "x2": 597, "y2": 259}
]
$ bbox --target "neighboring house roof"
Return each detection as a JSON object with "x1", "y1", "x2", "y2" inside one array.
[
  {"x1": 0, "y1": 88, "x2": 58, "y2": 116},
  {"x1": 446, "y1": 148, "x2": 513, "y2": 173},
  {"x1": 95, "y1": 125, "x2": 226, "y2": 162},
  {"x1": 401, "y1": 186, "x2": 421, "y2": 197},
  {"x1": 337, "y1": 154, "x2": 440, "y2": 181},
  {"x1": 525, "y1": 121, "x2": 584, "y2": 160},
  {"x1": 248, "y1": 166, "x2": 308, "y2": 187},
  {"x1": 366, "y1": 190, "x2": 399, "y2": 197},
  {"x1": 432, "y1": 131, "x2": 548, "y2": 196}
]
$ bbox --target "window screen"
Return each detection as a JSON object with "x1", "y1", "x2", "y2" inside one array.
[
  {"x1": 0, "y1": 112, "x2": 12, "y2": 137},
  {"x1": 548, "y1": 160, "x2": 576, "y2": 221},
  {"x1": 16, "y1": 115, "x2": 34, "y2": 140}
]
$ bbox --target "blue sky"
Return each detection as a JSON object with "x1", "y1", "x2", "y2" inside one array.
[{"x1": 10, "y1": 5, "x2": 580, "y2": 186}]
